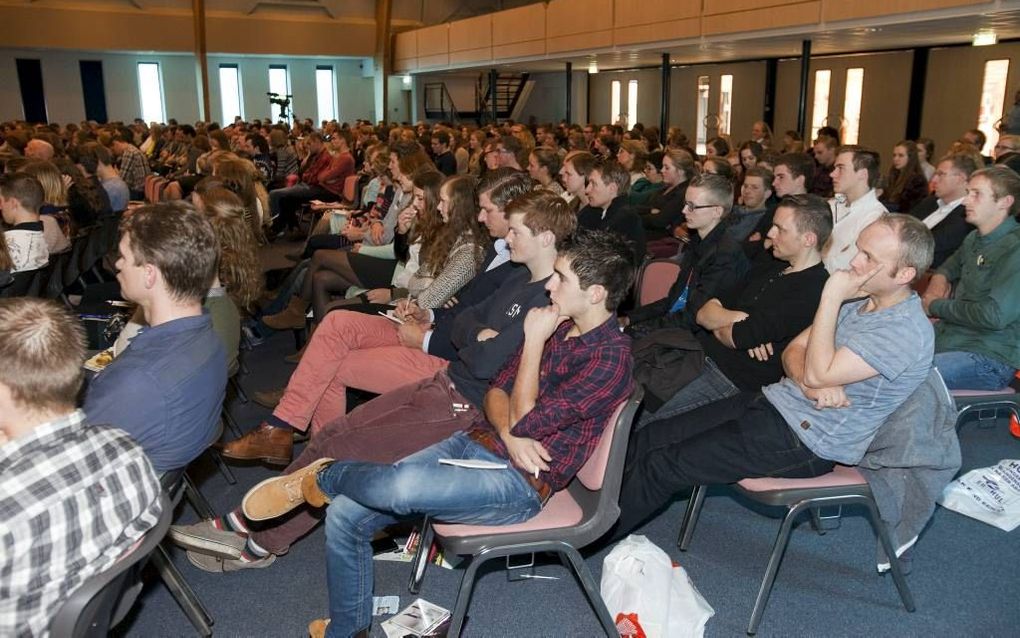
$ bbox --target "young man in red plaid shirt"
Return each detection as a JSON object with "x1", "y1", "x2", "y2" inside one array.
[{"x1": 245, "y1": 230, "x2": 635, "y2": 638}]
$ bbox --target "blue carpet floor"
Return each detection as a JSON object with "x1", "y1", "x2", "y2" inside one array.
[{"x1": 114, "y1": 328, "x2": 1020, "y2": 637}]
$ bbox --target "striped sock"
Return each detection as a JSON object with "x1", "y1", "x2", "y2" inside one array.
[
  {"x1": 220, "y1": 509, "x2": 250, "y2": 534},
  {"x1": 239, "y1": 536, "x2": 271, "y2": 562}
]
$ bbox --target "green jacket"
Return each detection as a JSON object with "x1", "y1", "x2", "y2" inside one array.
[{"x1": 931, "y1": 216, "x2": 1020, "y2": 369}]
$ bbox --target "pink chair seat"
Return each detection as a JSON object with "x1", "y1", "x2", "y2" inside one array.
[
  {"x1": 737, "y1": 465, "x2": 866, "y2": 493},
  {"x1": 433, "y1": 490, "x2": 583, "y2": 538},
  {"x1": 951, "y1": 388, "x2": 1016, "y2": 397}
]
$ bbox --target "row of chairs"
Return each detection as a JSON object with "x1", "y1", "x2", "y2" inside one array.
[{"x1": 1, "y1": 213, "x2": 121, "y2": 303}]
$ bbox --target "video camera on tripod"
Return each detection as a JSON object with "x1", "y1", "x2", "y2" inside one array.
[{"x1": 267, "y1": 91, "x2": 294, "y2": 122}]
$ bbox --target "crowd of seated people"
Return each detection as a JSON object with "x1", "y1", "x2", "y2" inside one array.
[{"x1": 2, "y1": 111, "x2": 1020, "y2": 637}]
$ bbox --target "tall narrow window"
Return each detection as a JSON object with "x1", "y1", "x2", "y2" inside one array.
[
  {"x1": 695, "y1": 75, "x2": 710, "y2": 156},
  {"x1": 842, "y1": 68, "x2": 864, "y2": 145},
  {"x1": 810, "y1": 69, "x2": 831, "y2": 142},
  {"x1": 978, "y1": 59, "x2": 1010, "y2": 156},
  {"x1": 137, "y1": 62, "x2": 166, "y2": 124},
  {"x1": 718, "y1": 74, "x2": 733, "y2": 136},
  {"x1": 268, "y1": 65, "x2": 291, "y2": 123},
  {"x1": 219, "y1": 64, "x2": 243, "y2": 124},
  {"x1": 316, "y1": 66, "x2": 338, "y2": 124},
  {"x1": 610, "y1": 80, "x2": 622, "y2": 126},
  {"x1": 627, "y1": 79, "x2": 638, "y2": 128}
]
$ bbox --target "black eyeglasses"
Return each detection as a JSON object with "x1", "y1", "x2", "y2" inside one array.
[{"x1": 683, "y1": 201, "x2": 717, "y2": 212}]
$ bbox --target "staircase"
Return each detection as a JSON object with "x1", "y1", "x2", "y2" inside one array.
[
  {"x1": 422, "y1": 72, "x2": 531, "y2": 124},
  {"x1": 476, "y1": 72, "x2": 530, "y2": 124}
]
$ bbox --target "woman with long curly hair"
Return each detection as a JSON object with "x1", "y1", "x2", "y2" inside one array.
[{"x1": 192, "y1": 181, "x2": 264, "y2": 314}]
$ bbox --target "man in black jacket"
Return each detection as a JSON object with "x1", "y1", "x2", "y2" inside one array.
[
  {"x1": 908, "y1": 153, "x2": 976, "y2": 268},
  {"x1": 578, "y1": 159, "x2": 647, "y2": 264},
  {"x1": 637, "y1": 194, "x2": 831, "y2": 427},
  {"x1": 624, "y1": 174, "x2": 749, "y2": 338}
]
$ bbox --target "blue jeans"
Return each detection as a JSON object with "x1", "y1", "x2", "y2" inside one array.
[
  {"x1": 934, "y1": 351, "x2": 1016, "y2": 390},
  {"x1": 636, "y1": 357, "x2": 741, "y2": 430},
  {"x1": 319, "y1": 432, "x2": 542, "y2": 637}
]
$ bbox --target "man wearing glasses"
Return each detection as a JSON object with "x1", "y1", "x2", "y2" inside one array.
[
  {"x1": 907, "y1": 153, "x2": 977, "y2": 268},
  {"x1": 623, "y1": 174, "x2": 749, "y2": 338}
]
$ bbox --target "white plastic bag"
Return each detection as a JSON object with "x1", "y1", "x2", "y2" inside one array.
[
  {"x1": 938, "y1": 459, "x2": 1020, "y2": 531},
  {"x1": 600, "y1": 534, "x2": 714, "y2": 638}
]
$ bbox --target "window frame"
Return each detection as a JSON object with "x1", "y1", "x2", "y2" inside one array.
[{"x1": 136, "y1": 61, "x2": 167, "y2": 125}]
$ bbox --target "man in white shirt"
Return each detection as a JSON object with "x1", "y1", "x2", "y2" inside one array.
[
  {"x1": 824, "y1": 146, "x2": 888, "y2": 272},
  {"x1": 0, "y1": 173, "x2": 48, "y2": 272},
  {"x1": 908, "y1": 153, "x2": 977, "y2": 268}
]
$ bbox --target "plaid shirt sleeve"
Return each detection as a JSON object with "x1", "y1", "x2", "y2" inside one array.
[
  {"x1": 511, "y1": 333, "x2": 632, "y2": 441},
  {"x1": 0, "y1": 411, "x2": 162, "y2": 638}
]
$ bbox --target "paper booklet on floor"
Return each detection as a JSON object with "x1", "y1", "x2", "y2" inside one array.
[{"x1": 382, "y1": 598, "x2": 450, "y2": 637}]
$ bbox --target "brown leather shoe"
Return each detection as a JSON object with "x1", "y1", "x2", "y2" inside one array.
[
  {"x1": 252, "y1": 388, "x2": 285, "y2": 409},
  {"x1": 220, "y1": 423, "x2": 294, "y2": 465},
  {"x1": 263, "y1": 296, "x2": 309, "y2": 330},
  {"x1": 307, "y1": 619, "x2": 329, "y2": 638},
  {"x1": 242, "y1": 457, "x2": 333, "y2": 521}
]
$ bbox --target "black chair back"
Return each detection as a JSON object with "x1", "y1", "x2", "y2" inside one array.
[{"x1": 49, "y1": 493, "x2": 172, "y2": 638}]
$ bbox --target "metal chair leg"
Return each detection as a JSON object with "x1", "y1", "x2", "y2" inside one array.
[
  {"x1": 407, "y1": 517, "x2": 434, "y2": 595},
  {"x1": 208, "y1": 448, "x2": 237, "y2": 485},
  {"x1": 678, "y1": 485, "x2": 707, "y2": 550},
  {"x1": 863, "y1": 498, "x2": 916, "y2": 613},
  {"x1": 447, "y1": 554, "x2": 486, "y2": 637},
  {"x1": 559, "y1": 544, "x2": 618, "y2": 636},
  {"x1": 150, "y1": 544, "x2": 214, "y2": 636},
  {"x1": 221, "y1": 409, "x2": 243, "y2": 438},
  {"x1": 183, "y1": 474, "x2": 217, "y2": 520},
  {"x1": 747, "y1": 502, "x2": 803, "y2": 635},
  {"x1": 229, "y1": 375, "x2": 249, "y2": 404}
]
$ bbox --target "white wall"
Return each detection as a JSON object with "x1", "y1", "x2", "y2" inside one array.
[
  {"x1": 0, "y1": 48, "x2": 376, "y2": 124},
  {"x1": 588, "y1": 68, "x2": 662, "y2": 128}
]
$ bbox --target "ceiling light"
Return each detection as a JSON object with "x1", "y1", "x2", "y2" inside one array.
[
  {"x1": 402, "y1": 74, "x2": 412, "y2": 86},
  {"x1": 973, "y1": 30, "x2": 997, "y2": 46},
  {"x1": 588, "y1": 60, "x2": 599, "y2": 74}
]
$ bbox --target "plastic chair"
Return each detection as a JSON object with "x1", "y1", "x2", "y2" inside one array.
[
  {"x1": 0, "y1": 268, "x2": 44, "y2": 298},
  {"x1": 50, "y1": 492, "x2": 173, "y2": 638},
  {"x1": 150, "y1": 469, "x2": 218, "y2": 637},
  {"x1": 951, "y1": 388, "x2": 1019, "y2": 431},
  {"x1": 676, "y1": 465, "x2": 915, "y2": 635},
  {"x1": 342, "y1": 174, "x2": 360, "y2": 206},
  {"x1": 407, "y1": 388, "x2": 643, "y2": 637},
  {"x1": 634, "y1": 258, "x2": 681, "y2": 307}
]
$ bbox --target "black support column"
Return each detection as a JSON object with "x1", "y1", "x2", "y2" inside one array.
[
  {"x1": 763, "y1": 58, "x2": 778, "y2": 130},
  {"x1": 796, "y1": 40, "x2": 811, "y2": 139},
  {"x1": 660, "y1": 52, "x2": 671, "y2": 134},
  {"x1": 489, "y1": 68, "x2": 498, "y2": 123},
  {"x1": 565, "y1": 62, "x2": 572, "y2": 124},
  {"x1": 905, "y1": 47, "x2": 929, "y2": 140}
]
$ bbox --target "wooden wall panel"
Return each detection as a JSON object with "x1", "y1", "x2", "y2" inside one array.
[
  {"x1": 394, "y1": 31, "x2": 417, "y2": 61},
  {"x1": 449, "y1": 15, "x2": 491, "y2": 52},
  {"x1": 207, "y1": 17, "x2": 374, "y2": 57},
  {"x1": 546, "y1": 0, "x2": 613, "y2": 39},
  {"x1": 493, "y1": 40, "x2": 547, "y2": 60},
  {"x1": 547, "y1": 31, "x2": 614, "y2": 54},
  {"x1": 416, "y1": 24, "x2": 449, "y2": 58},
  {"x1": 449, "y1": 48, "x2": 492, "y2": 64},
  {"x1": 703, "y1": 2, "x2": 820, "y2": 35},
  {"x1": 0, "y1": 5, "x2": 194, "y2": 52},
  {"x1": 703, "y1": 0, "x2": 812, "y2": 15},
  {"x1": 822, "y1": 0, "x2": 988, "y2": 22},
  {"x1": 613, "y1": 0, "x2": 700, "y2": 27},
  {"x1": 492, "y1": 4, "x2": 546, "y2": 45},
  {"x1": 615, "y1": 19, "x2": 700, "y2": 47},
  {"x1": 417, "y1": 53, "x2": 450, "y2": 69}
]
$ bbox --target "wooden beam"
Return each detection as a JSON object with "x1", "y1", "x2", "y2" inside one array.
[
  {"x1": 193, "y1": 0, "x2": 210, "y2": 121},
  {"x1": 374, "y1": 0, "x2": 393, "y2": 123}
]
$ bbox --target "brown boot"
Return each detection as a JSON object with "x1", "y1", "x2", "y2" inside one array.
[
  {"x1": 252, "y1": 388, "x2": 285, "y2": 409},
  {"x1": 220, "y1": 422, "x2": 294, "y2": 465},
  {"x1": 284, "y1": 343, "x2": 307, "y2": 364},
  {"x1": 263, "y1": 296, "x2": 309, "y2": 330}
]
